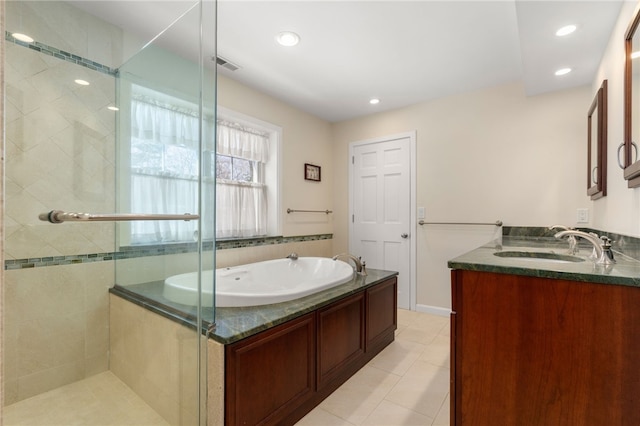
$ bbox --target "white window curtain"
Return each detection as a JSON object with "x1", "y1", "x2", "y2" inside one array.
[
  {"x1": 129, "y1": 91, "x2": 269, "y2": 243},
  {"x1": 216, "y1": 121, "x2": 269, "y2": 238},
  {"x1": 130, "y1": 95, "x2": 213, "y2": 243},
  {"x1": 217, "y1": 119, "x2": 269, "y2": 162}
]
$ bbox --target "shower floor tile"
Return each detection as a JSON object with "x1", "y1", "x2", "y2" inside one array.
[{"x1": 3, "y1": 371, "x2": 169, "y2": 426}]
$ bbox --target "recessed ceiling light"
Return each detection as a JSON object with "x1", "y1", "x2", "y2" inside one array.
[
  {"x1": 107, "y1": 106, "x2": 119, "y2": 111},
  {"x1": 369, "y1": 98, "x2": 380, "y2": 105},
  {"x1": 12, "y1": 33, "x2": 34, "y2": 43},
  {"x1": 555, "y1": 68, "x2": 572, "y2": 76},
  {"x1": 276, "y1": 31, "x2": 300, "y2": 47},
  {"x1": 74, "y1": 79, "x2": 90, "y2": 86},
  {"x1": 556, "y1": 25, "x2": 577, "y2": 37}
]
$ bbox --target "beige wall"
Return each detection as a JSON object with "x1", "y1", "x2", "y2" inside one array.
[
  {"x1": 218, "y1": 75, "x2": 335, "y2": 238},
  {"x1": 592, "y1": 1, "x2": 640, "y2": 236},
  {"x1": 332, "y1": 82, "x2": 591, "y2": 311}
]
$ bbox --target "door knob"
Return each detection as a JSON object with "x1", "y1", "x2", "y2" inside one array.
[{"x1": 401, "y1": 233, "x2": 409, "y2": 239}]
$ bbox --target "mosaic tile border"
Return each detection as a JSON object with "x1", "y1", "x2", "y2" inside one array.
[
  {"x1": 5, "y1": 31, "x2": 117, "y2": 76},
  {"x1": 4, "y1": 234, "x2": 333, "y2": 270}
]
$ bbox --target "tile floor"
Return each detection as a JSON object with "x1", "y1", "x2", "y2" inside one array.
[
  {"x1": 3, "y1": 371, "x2": 169, "y2": 426},
  {"x1": 4, "y1": 309, "x2": 450, "y2": 426},
  {"x1": 296, "y1": 309, "x2": 450, "y2": 426}
]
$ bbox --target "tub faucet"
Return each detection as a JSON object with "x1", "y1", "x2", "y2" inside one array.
[
  {"x1": 549, "y1": 225, "x2": 578, "y2": 254},
  {"x1": 286, "y1": 252, "x2": 299, "y2": 260},
  {"x1": 554, "y1": 230, "x2": 615, "y2": 265},
  {"x1": 332, "y1": 253, "x2": 367, "y2": 276}
]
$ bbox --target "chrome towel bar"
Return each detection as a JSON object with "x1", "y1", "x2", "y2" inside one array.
[
  {"x1": 39, "y1": 210, "x2": 199, "y2": 224},
  {"x1": 418, "y1": 220, "x2": 503, "y2": 227},
  {"x1": 287, "y1": 208, "x2": 333, "y2": 214}
]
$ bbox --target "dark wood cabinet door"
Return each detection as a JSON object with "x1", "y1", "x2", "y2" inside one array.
[
  {"x1": 366, "y1": 277, "x2": 397, "y2": 352},
  {"x1": 225, "y1": 313, "x2": 316, "y2": 426},
  {"x1": 452, "y1": 270, "x2": 640, "y2": 426},
  {"x1": 317, "y1": 292, "x2": 365, "y2": 389}
]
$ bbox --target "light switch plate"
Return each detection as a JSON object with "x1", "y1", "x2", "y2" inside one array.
[
  {"x1": 417, "y1": 207, "x2": 425, "y2": 219},
  {"x1": 577, "y1": 208, "x2": 589, "y2": 223}
]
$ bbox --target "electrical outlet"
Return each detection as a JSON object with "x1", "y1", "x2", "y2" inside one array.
[{"x1": 577, "y1": 208, "x2": 589, "y2": 223}]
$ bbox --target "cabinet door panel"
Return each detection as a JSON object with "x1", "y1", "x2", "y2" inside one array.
[
  {"x1": 317, "y1": 292, "x2": 365, "y2": 389},
  {"x1": 225, "y1": 313, "x2": 315, "y2": 426},
  {"x1": 366, "y1": 277, "x2": 397, "y2": 352}
]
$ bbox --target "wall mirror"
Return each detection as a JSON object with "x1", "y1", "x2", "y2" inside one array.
[
  {"x1": 623, "y1": 6, "x2": 640, "y2": 187},
  {"x1": 588, "y1": 80, "x2": 607, "y2": 199}
]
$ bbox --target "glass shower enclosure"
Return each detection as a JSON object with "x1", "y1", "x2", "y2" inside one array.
[{"x1": 3, "y1": 1, "x2": 216, "y2": 424}]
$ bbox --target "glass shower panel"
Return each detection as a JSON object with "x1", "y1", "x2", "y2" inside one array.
[
  {"x1": 113, "y1": 3, "x2": 216, "y2": 311},
  {"x1": 3, "y1": 1, "x2": 214, "y2": 424},
  {"x1": 113, "y1": 1, "x2": 216, "y2": 424}
]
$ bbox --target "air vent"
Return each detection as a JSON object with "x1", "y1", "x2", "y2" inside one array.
[{"x1": 215, "y1": 56, "x2": 240, "y2": 72}]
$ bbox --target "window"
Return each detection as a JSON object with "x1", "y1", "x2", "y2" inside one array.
[
  {"x1": 214, "y1": 118, "x2": 270, "y2": 239},
  {"x1": 127, "y1": 86, "x2": 280, "y2": 244}
]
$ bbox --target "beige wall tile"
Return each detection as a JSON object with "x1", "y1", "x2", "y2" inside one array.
[
  {"x1": 4, "y1": 262, "x2": 111, "y2": 404},
  {"x1": 110, "y1": 295, "x2": 203, "y2": 425},
  {"x1": 17, "y1": 360, "x2": 85, "y2": 401},
  {"x1": 215, "y1": 239, "x2": 333, "y2": 269},
  {"x1": 207, "y1": 339, "x2": 225, "y2": 425}
]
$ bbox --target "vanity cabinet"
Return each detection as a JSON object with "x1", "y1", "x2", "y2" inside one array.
[
  {"x1": 450, "y1": 270, "x2": 640, "y2": 426},
  {"x1": 225, "y1": 276, "x2": 397, "y2": 425}
]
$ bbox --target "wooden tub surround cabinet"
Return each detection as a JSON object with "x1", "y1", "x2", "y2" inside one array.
[
  {"x1": 225, "y1": 276, "x2": 397, "y2": 425},
  {"x1": 448, "y1": 234, "x2": 640, "y2": 426}
]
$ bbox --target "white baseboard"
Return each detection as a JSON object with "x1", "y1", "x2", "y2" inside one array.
[{"x1": 414, "y1": 304, "x2": 451, "y2": 317}]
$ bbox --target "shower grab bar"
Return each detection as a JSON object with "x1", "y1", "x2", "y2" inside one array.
[
  {"x1": 418, "y1": 220, "x2": 503, "y2": 227},
  {"x1": 38, "y1": 210, "x2": 199, "y2": 224},
  {"x1": 287, "y1": 208, "x2": 333, "y2": 214}
]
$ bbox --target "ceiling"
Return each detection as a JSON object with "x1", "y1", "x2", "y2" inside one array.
[{"x1": 73, "y1": 0, "x2": 624, "y2": 122}]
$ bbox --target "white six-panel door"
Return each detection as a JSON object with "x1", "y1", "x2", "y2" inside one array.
[{"x1": 349, "y1": 133, "x2": 415, "y2": 310}]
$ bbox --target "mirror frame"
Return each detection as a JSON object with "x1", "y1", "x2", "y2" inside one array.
[
  {"x1": 588, "y1": 80, "x2": 607, "y2": 200},
  {"x1": 623, "y1": 6, "x2": 640, "y2": 187}
]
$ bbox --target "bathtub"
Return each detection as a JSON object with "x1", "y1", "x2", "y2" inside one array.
[{"x1": 162, "y1": 257, "x2": 355, "y2": 307}]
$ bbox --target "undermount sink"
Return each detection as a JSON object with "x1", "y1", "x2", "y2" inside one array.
[{"x1": 494, "y1": 251, "x2": 586, "y2": 263}]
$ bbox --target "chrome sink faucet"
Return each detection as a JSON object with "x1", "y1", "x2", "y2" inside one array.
[
  {"x1": 332, "y1": 253, "x2": 367, "y2": 276},
  {"x1": 549, "y1": 225, "x2": 578, "y2": 254},
  {"x1": 554, "y1": 230, "x2": 615, "y2": 265}
]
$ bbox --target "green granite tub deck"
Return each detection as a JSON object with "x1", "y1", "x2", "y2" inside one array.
[
  {"x1": 448, "y1": 236, "x2": 640, "y2": 287},
  {"x1": 110, "y1": 268, "x2": 398, "y2": 344}
]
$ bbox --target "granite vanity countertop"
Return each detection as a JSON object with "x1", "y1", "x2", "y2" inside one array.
[
  {"x1": 448, "y1": 236, "x2": 640, "y2": 287},
  {"x1": 111, "y1": 268, "x2": 398, "y2": 345}
]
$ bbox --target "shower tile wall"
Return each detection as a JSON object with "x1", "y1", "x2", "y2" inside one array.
[{"x1": 3, "y1": 2, "x2": 122, "y2": 405}]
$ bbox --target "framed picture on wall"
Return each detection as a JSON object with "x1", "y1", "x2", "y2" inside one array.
[{"x1": 304, "y1": 163, "x2": 321, "y2": 181}]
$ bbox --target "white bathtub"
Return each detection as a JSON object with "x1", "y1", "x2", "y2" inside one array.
[{"x1": 162, "y1": 257, "x2": 355, "y2": 307}]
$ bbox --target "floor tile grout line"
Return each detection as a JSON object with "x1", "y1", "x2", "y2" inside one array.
[{"x1": 429, "y1": 391, "x2": 451, "y2": 426}]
